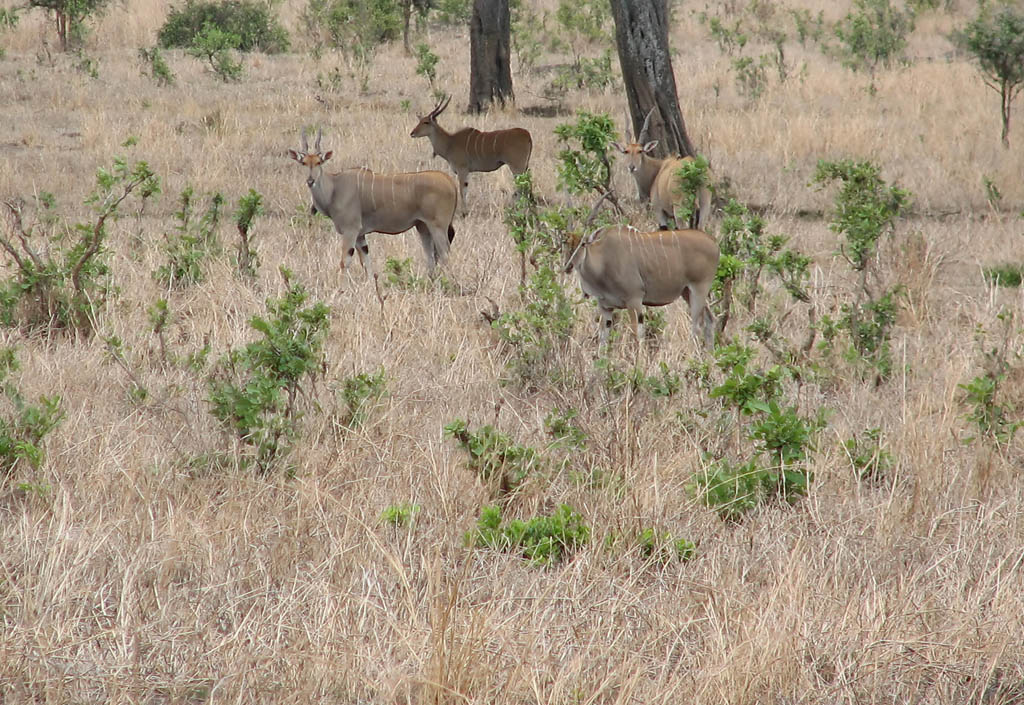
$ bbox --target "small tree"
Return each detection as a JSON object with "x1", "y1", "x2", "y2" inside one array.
[
  {"x1": 29, "y1": 0, "x2": 110, "y2": 51},
  {"x1": 955, "y1": 6, "x2": 1024, "y2": 148},
  {"x1": 832, "y1": 0, "x2": 914, "y2": 88}
]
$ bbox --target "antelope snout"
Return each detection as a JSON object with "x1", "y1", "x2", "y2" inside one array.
[{"x1": 306, "y1": 176, "x2": 315, "y2": 187}]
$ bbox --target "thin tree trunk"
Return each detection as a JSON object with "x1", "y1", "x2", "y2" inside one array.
[
  {"x1": 402, "y1": 0, "x2": 412, "y2": 55},
  {"x1": 610, "y1": 0, "x2": 695, "y2": 158},
  {"x1": 1001, "y1": 84, "x2": 1011, "y2": 148},
  {"x1": 469, "y1": 0, "x2": 513, "y2": 113}
]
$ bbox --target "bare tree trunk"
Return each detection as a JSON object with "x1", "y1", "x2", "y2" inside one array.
[
  {"x1": 402, "y1": 0, "x2": 412, "y2": 55},
  {"x1": 469, "y1": 0, "x2": 513, "y2": 113},
  {"x1": 610, "y1": 0, "x2": 695, "y2": 158}
]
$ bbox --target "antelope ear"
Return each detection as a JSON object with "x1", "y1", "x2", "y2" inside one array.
[
  {"x1": 611, "y1": 142, "x2": 626, "y2": 154},
  {"x1": 287, "y1": 149, "x2": 303, "y2": 162},
  {"x1": 642, "y1": 141, "x2": 659, "y2": 153},
  {"x1": 322, "y1": 150, "x2": 334, "y2": 162}
]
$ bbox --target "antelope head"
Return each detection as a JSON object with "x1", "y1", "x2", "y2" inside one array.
[
  {"x1": 288, "y1": 128, "x2": 333, "y2": 187},
  {"x1": 611, "y1": 107, "x2": 659, "y2": 173},
  {"x1": 410, "y1": 94, "x2": 452, "y2": 138}
]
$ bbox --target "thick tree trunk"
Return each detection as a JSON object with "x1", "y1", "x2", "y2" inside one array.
[
  {"x1": 469, "y1": 0, "x2": 513, "y2": 113},
  {"x1": 610, "y1": 0, "x2": 695, "y2": 158}
]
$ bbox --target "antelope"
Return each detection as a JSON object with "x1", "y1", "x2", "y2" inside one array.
[
  {"x1": 288, "y1": 128, "x2": 458, "y2": 288},
  {"x1": 612, "y1": 108, "x2": 712, "y2": 232},
  {"x1": 564, "y1": 225, "x2": 719, "y2": 349},
  {"x1": 410, "y1": 94, "x2": 533, "y2": 211}
]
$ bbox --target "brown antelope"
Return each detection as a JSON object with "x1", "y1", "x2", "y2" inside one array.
[
  {"x1": 564, "y1": 225, "x2": 719, "y2": 349},
  {"x1": 612, "y1": 108, "x2": 712, "y2": 232},
  {"x1": 288, "y1": 128, "x2": 458, "y2": 286},
  {"x1": 410, "y1": 94, "x2": 533, "y2": 211}
]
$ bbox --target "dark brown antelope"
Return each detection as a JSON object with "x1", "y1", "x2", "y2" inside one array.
[
  {"x1": 564, "y1": 225, "x2": 720, "y2": 349},
  {"x1": 410, "y1": 94, "x2": 533, "y2": 211},
  {"x1": 612, "y1": 108, "x2": 712, "y2": 232},
  {"x1": 288, "y1": 128, "x2": 458, "y2": 288}
]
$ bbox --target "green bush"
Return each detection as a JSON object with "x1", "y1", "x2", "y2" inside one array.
[
  {"x1": 495, "y1": 172, "x2": 578, "y2": 386},
  {"x1": 983, "y1": 264, "x2": 1024, "y2": 288},
  {"x1": 155, "y1": 186, "x2": 224, "y2": 288},
  {"x1": 303, "y1": 0, "x2": 401, "y2": 55},
  {"x1": 380, "y1": 502, "x2": 420, "y2": 527},
  {"x1": 338, "y1": 368, "x2": 387, "y2": 429},
  {"x1": 159, "y1": 0, "x2": 289, "y2": 52},
  {"x1": 0, "y1": 347, "x2": 63, "y2": 477},
  {"x1": 186, "y1": 22, "x2": 244, "y2": 81},
  {"x1": 138, "y1": 46, "x2": 176, "y2": 86},
  {"x1": 636, "y1": 527, "x2": 696, "y2": 563},
  {"x1": 444, "y1": 419, "x2": 542, "y2": 495},
  {"x1": 813, "y1": 159, "x2": 910, "y2": 381},
  {"x1": 233, "y1": 189, "x2": 262, "y2": 281},
  {"x1": 434, "y1": 0, "x2": 469, "y2": 26},
  {"x1": 207, "y1": 270, "x2": 330, "y2": 473},
  {"x1": 468, "y1": 504, "x2": 590, "y2": 565},
  {"x1": 0, "y1": 151, "x2": 159, "y2": 336},
  {"x1": 842, "y1": 427, "x2": 894, "y2": 482},
  {"x1": 554, "y1": 110, "x2": 617, "y2": 196},
  {"x1": 832, "y1": 0, "x2": 915, "y2": 83}
]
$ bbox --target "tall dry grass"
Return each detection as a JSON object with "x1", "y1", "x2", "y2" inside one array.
[{"x1": 1, "y1": 0, "x2": 1023, "y2": 703}]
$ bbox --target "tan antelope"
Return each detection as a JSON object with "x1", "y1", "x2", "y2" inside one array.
[
  {"x1": 564, "y1": 225, "x2": 719, "y2": 349},
  {"x1": 410, "y1": 94, "x2": 533, "y2": 211},
  {"x1": 613, "y1": 109, "x2": 712, "y2": 232},
  {"x1": 288, "y1": 128, "x2": 458, "y2": 287}
]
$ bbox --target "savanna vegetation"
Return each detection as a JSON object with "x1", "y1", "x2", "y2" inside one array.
[{"x1": 0, "y1": 0, "x2": 1023, "y2": 703}]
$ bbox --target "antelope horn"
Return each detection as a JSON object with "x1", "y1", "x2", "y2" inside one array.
[
  {"x1": 583, "y1": 190, "x2": 615, "y2": 228},
  {"x1": 300, "y1": 127, "x2": 309, "y2": 153},
  {"x1": 623, "y1": 109, "x2": 633, "y2": 142},
  {"x1": 431, "y1": 94, "x2": 452, "y2": 119},
  {"x1": 638, "y1": 107, "x2": 656, "y2": 144},
  {"x1": 315, "y1": 127, "x2": 323, "y2": 153}
]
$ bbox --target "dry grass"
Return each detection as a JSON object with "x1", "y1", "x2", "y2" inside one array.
[{"x1": 1, "y1": 0, "x2": 1024, "y2": 703}]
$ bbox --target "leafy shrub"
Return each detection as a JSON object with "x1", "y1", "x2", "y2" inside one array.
[
  {"x1": 207, "y1": 271, "x2": 330, "y2": 473},
  {"x1": 338, "y1": 368, "x2": 387, "y2": 429},
  {"x1": 158, "y1": 0, "x2": 289, "y2": 53},
  {"x1": 832, "y1": 0, "x2": 915, "y2": 83},
  {"x1": 0, "y1": 347, "x2": 63, "y2": 477},
  {"x1": 155, "y1": 186, "x2": 224, "y2": 288},
  {"x1": 468, "y1": 504, "x2": 590, "y2": 565},
  {"x1": 233, "y1": 189, "x2": 262, "y2": 281},
  {"x1": 444, "y1": 419, "x2": 542, "y2": 495},
  {"x1": 595, "y1": 357, "x2": 682, "y2": 398},
  {"x1": 983, "y1": 264, "x2": 1024, "y2": 288},
  {"x1": 545, "y1": 49, "x2": 614, "y2": 99},
  {"x1": 414, "y1": 41, "x2": 438, "y2": 85},
  {"x1": 495, "y1": 172, "x2": 578, "y2": 385},
  {"x1": 636, "y1": 527, "x2": 696, "y2": 563},
  {"x1": 672, "y1": 156, "x2": 712, "y2": 227},
  {"x1": 959, "y1": 311, "x2": 1023, "y2": 450},
  {"x1": 186, "y1": 22, "x2": 244, "y2": 81},
  {"x1": 813, "y1": 159, "x2": 910, "y2": 381},
  {"x1": 543, "y1": 407, "x2": 586, "y2": 451},
  {"x1": 380, "y1": 502, "x2": 420, "y2": 527},
  {"x1": 713, "y1": 199, "x2": 813, "y2": 347},
  {"x1": 842, "y1": 427, "x2": 894, "y2": 482},
  {"x1": 138, "y1": 46, "x2": 176, "y2": 86},
  {"x1": 0, "y1": 151, "x2": 159, "y2": 336},
  {"x1": 434, "y1": 0, "x2": 470, "y2": 26},
  {"x1": 687, "y1": 457, "x2": 778, "y2": 522},
  {"x1": 303, "y1": 0, "x2": 401, "y2": 55},
  {"x1": 554, "y1": 110, "x2": 617, "y2": 196}
]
